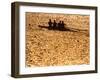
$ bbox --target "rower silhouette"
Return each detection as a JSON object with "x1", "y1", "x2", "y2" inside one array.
[
  {"x1": 48, "y1": 19, "x2": 53, "y2": 29},
  {"x1": 53, "y1": 20, "x2": 57, "y2": 29}
]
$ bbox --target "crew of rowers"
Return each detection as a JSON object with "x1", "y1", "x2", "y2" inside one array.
[{"x1": 48, "y1": 19, "x2": 66, "y2": 30}]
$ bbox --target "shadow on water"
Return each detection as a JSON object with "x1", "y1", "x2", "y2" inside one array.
[
  {"x1": 37, "y1": 19, "x2": 88, "y2": 33},
  {"x1": 38, "y1": 25, "x2": 77, "y2": 32},
  {"x1": 38, "y1": 25, "x2": 89, "y2": 37}
]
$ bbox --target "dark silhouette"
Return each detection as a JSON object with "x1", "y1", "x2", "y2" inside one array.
[
  {"x1": 38, "y1": 19, "x2": 85, "y2": 32},
  {"x1": 48, "y1": 19, "x2": 52, "y2": 29},
  {"x1": 39, "y1": 19, "x2": 67, "y2": 31},
  {"x1": 58, "y1": 21, "x2": 62, "y2": 30},
  {"x1": 61, "y1": 21, "x2": 66, "y2": 30},
  {"x1": 53, "y1": 20, "x2": 57, "y2": 29},
  {"x1": 61, "y1": 21, "x2": 65, "y2": 27}
]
